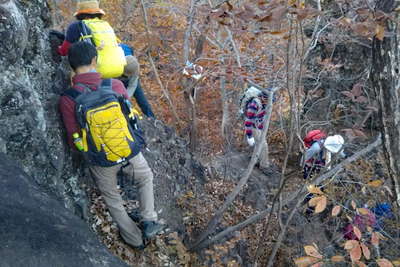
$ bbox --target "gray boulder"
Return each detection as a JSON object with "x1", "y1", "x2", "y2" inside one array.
[{"x1": 0, "y1": 152, "x2": 128, "y2": 267}]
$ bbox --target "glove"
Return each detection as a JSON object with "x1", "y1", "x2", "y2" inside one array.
[{"x1": 247, "y1": 137, "x2": 255, "y2": 147}]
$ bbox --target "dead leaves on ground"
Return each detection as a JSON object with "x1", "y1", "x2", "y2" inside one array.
[
  {"x1": 308, "y1": 195, "x2": 327, "y2": 214},
  {"x1": 293, "y1": 256, "x2": 321, "y2": 267}
]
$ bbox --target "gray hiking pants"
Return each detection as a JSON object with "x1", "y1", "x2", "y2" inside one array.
[
  {"x1": 90, "y1": 152, "x2": 157, "y2": 247},
  {"x1": 254, "y1": 129, "x2": 269, "y2": 168}
]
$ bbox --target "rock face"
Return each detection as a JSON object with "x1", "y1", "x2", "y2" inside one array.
[
  {"x1": 0, "y1": 152, "x2": 128, "y2": 267},
  {"x1": 0, "y1": 0, "x2": 75, "y2": 208}
]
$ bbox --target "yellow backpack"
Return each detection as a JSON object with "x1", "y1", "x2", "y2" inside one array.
[
  {"x1": 63, "y1": 79, "x2": 144, "y2": 166},
  {"x1": 80, "y1": 18, "x2": 126, "y2": 79}
]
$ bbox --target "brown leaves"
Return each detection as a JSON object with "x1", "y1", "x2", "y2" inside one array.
[
  {"x1": 342, "y1": 83, "x2": 368, "y2": 103},
  {"x1": 294, "y1": 256, "x2": 320, "y2": 267},
  {"x1": 308, "y1": 195, "x2": 327, "y2": 213},
  {"x1": 353, "y1": 226, "x2": 362, "y2": 240},
  {"x1": 368, "y1": 179, "x2": 383, "y2": 187},
  {"x1": 295, "y1": 7, "x2": 320, "y2": 21},
  {"x1": 351, "y1": 200, "x2": 357, "y2": 210},
  {"x1": 258, "y1": 6, "x2": 288, "y2": 22},
  {"x1": 357, "y1": 208, "x2": 370, "y2": 215},
  {"x1": 331, "y1": 255, "x2": 345, "y2": 262},
  {"x1": 377, "y1": 258, "x2": 394, "y2": 267},
  {"x1": 304, "y1": 245, "x2": 323, "y2": 259},
  {"x1": 371, "y1": 232, "x2": 380, "y2": 246},
  {"x1": 350, "y1": 22, "x2": 375, "y2": 38},
  {"x1": 344, "y1": 240, "x2": 362, "y2": 262},
  {"x1": 375, "y1": 25, "x2": 385, "y2": 41},
  {"x1": 344, "y1": 240, "x2": 359, "y2": 250},
  {"x1": 332, "y1": 205, "x2": 341, "y2": 217},
  {"x1": 360, "y1": 243, "x2": 370, "y2": 260},
  {"x1": 307, "y1": 185, "x2": 324, "y2": 195}
]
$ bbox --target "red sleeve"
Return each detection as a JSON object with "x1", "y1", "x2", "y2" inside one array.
[
  {"x1": 59, "y1": 95, "x2": 79, "y2": 149},
  {"x1": 58, "y1": 40, "x2": 72, "y2": 56},
  {"x1": 111, "y1": 79, "x2": 129, "y2": 99}
]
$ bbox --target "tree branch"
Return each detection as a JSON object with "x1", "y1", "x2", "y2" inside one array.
[{"x1": 139, "y1": 0, "x2": 180, "y2": 125}]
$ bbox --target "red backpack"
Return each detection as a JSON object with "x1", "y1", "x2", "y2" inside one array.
[{"x1": 303, "y1": 130, "x2": 327, "y2": 148}]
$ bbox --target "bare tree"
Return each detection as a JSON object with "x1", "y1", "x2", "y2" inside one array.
[{"x1": 370, "y1": 0, "x2": 400, "y2": 206}]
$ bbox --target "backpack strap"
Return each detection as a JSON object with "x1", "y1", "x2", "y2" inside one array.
[
  {"x1": 98, "y1": 79, "x2": 113, "y2": 92},
  {"x1": 62, "y1": 82, "x2": 97, "y2": 100},
  {"x1": 79, "y1": 21, "x2": 93, "y2": 44},
  {"x1": 62, "y1": 88, "x2": 81, "y2": 100}
]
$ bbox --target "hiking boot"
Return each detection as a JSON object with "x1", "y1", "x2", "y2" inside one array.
[
  {"x1": 131, "y1": 243, "x2": 146, "y2": 251},
  {"x1": 128, "y1": 209, "x2": 141, "y2": 223},
  {"x1": 141, "y1": 221, "x2": 166, "y2": 239}
]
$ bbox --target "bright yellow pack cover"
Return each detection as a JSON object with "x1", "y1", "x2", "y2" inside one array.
[
  {"x1": 86, "y1": 101, "x2": 134, "y2": 162},
  {"x1": 83, "y1": 18, "x2": 126, "y2": 78}
]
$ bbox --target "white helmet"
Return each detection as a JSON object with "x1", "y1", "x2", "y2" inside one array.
[{"x1": 324, "y1": 135, "x2": 344, "y2": 153}]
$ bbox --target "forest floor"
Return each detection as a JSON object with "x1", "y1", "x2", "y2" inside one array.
[{"x1": 50, "y1": 2, "x2": 400, "y2": 266}]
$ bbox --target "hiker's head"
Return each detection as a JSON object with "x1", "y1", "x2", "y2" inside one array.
[
  {"x1": 323, "y1": 135, "x2": 344, "y2": 153},
  {"x1": 260, "y1": 92, "x2": 269, "y2": 103},
  {"x1": 75, "y1": 13, "x2": 103, "y2": 20},
  {"x1": 68, "y1": 42, "x2": 97, "y2": 72},
  {"x1": 123, "y1": 55, "x2": 140, "y2": 78},
  {"x1": 74, "y1": 0, "x2": 105, "y2": 19}
]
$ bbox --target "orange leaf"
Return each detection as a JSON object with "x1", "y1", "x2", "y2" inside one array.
[
  {"x1": 350, "y1": 245, "x2": 362, "y2": 262},
  {"x1": 357, "y1": 208, "x2": 370, "y2": 215},
  {"x1": 377, "y1": 258, "x2": 394, "y2": 267},
  {"x1": 331, "y1": 255, "x2": 345, "y2": 262},
  {"x1": 308, "y1": 196, "x2": 319, "y2": 207},
  {"x1": 293, "y1": 256, "x2": 320, "y2": 267},
  {"x1": 315, "y1": 196, "x2": 327, "y2": 213},
  {"x1": 345, "y1": 240, "x2": 359, "y2": 250},
  {"x1": 392, "y1": 259, "x2": 400, "y2": 266},
  {"x1": 361, "y1": 243, "x2": 370, "y2": 260},
  {"x1": 353, "y1": 226, "x2": 362, "y2": 240},
  {"x1": 371, "y1": 232, "x2": 380, "y2": 246},
  {"x1": 368, "y1": 179, "x2": 383, "y2": 187},
  {"x1": 375, "y1": 25, "x2": 385, "y2": 41},
  {"x1": 355, "y1": 261, "x2": 367, "y2": 267},
  {"x1": 351, "y1": 200, "x2": 357, "y2": 209},
  {"x1": 307, "y1": 184, "x2": 324, "y2": 195},
  {"x1": 304, "y1": 245, "x2": 323, "y2": 259},
  {"x1": 332, "y1": 205, "x2": 341, "y2": 217}
]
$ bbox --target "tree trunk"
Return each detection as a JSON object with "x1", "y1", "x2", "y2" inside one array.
[{"x1": 370, "y1": 0, "x2": 400, "y2": 206}]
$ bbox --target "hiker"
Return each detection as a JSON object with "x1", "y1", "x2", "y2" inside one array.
[
  {"x1": 53, "y1": 0, "x2": 155, "y2": 118},
  {"x1": 302, "y1": 130, "x2": 346, "y2": 179},
  {"x1": 119, "y1": 54, "x2": 156, "y2": 118},
  {"x1": 241, "y1": 86, "x2": 270, "y2": 169},
  {"x1": 59, "y1": 42, "x2": 164, "y2": 249}
]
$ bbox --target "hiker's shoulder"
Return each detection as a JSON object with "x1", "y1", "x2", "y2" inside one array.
[
  {"x1": 66, "y1": 21, "x2": 81, "y2": 31},
  {"x1": 110, "y1": 78, "x2": 128, "y2": 96}
]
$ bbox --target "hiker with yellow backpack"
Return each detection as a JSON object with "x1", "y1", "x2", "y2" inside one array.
[
  {"x1": 54, "y1": 0, "x2": 155, "y2": 118},
  {"x1": 59, "y1": 42, "x2": 164, "y2": 250}
]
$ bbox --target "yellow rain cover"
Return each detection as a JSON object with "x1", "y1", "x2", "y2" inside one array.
[
  {"x1": 84, "y1": 18, "x2": 126, "y2": 78},
  {"x1": 86, "y1": 101, "x2": 133, "y2": 162}
]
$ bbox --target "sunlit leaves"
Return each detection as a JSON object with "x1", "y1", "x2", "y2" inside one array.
[
  {"x1": 294, "y1": 256, "x2": 321, "y2": 267},
  {"x1": 368, "y1": 180, "x2": 383, "y2": 187},
  {"x1": 332, "y1": 205, "x2": 341, "y2": 217},
  {"x1": 304, "y1": 245, "x2": 323, "y2": 259},
  {"x1": 377, "y1": 258, "x2": 394, "y2": 267},
  {"x1": 308, "y1": 195, "x2": 327, "y2": 213}
]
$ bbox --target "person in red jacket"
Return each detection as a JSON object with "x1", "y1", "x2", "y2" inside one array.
[{"x1": 59, "y1": 41, "x2": 164, "y2": 250}]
